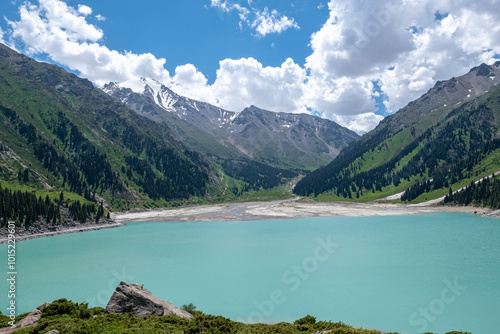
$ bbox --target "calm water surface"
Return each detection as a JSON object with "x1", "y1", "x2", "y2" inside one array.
[{"x1": 1, "y1": 212, "x2": 499, "y2": 334}]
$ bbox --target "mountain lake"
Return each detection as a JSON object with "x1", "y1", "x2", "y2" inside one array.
[{"x1": 1, "y1": 212, "x2": 499, "y2": 334}]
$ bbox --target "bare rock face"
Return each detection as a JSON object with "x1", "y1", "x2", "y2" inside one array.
[
  {"x1": 105, "y1": 281, "x2": 193, "y2": 319},
  {"x1": 0, "y1": 302, "x2": 50, "y2": 334}
]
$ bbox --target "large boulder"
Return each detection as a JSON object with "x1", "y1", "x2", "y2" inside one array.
[{"x1": 105, "y1": 281, "x2": 193, "y2": 319}]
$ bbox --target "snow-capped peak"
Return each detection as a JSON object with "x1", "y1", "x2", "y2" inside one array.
[
  {"x1": 116, "y1": 77, "x2": 164, "y2": 94},
  {"x1": 110, "y1": 77, "x2": 177, "y2": 111},
  {"x1": 116, "y1": 78, "x2": 146, "y2": 94}
]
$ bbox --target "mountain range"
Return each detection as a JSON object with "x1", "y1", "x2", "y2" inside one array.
[
  {"x1": 0, "y1": 43, "x2": 359, "y2": 212},
  {"x1": 294, "y1": 61, "x2": 500, "y2": 202},
  {"x1": 2, "y1": 39, "x2": 500, "y2": 213},
  {"x1": 102, "y1": 78, "x2": 359, "y2": 171},
  {"x1": 0, "y1": 43, "x2": 220, "y2": 210}
]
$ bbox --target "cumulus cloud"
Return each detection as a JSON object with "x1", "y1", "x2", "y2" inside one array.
[
  {"x1": 210, "y1": 0, "x2": 299, "y2": 37},
  {"x1": 304, "y1": 0, "x2": 500, "y2": 118},
  {"x1": 7, "y1": 0, "x2": 170, "y2": 86},
  {"x1": 331, "y1": 113, "x2": 384, "y2": 135},
  {"x1": 172, "y1": 64, "x2": 215, "y2": 104},
  {"x1": 77, "y1": 4, "x2": 92, "y2": 16},
  {"x1": 375, "y1": 2, "x2": 500, "y2": 113},
  {"x1": 5, "y1": 0, "x2": 500, "y2": 134},
  {"x1": 210, "y1": 57, "x2": 307, "y2": 112},
  {"x1": 250, "y1": 7, "x2": 299, "y2": 37},
  {"x1": 306, "y1": 0, "x2": 415, "y2": 78}
]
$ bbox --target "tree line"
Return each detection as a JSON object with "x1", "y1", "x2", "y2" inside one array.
[
  {"x1": 0, "y1": 184, "x2": 107, "y2": 228},
  {"x1": 444, "y1": 174, "x2": 500, "y2": 208},
  {"x1": 294, "y1": 88, "x2": 500, "y2": 202}
]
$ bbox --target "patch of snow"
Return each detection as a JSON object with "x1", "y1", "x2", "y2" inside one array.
[
  {"x1": 143, "y1": 77, "x2": 163, "y2": 94},
  {"x1": 192, "y1": 101, "x2": 200, "y2": 111},
  {"x1": 154, "y1": 90, "x2": 177, "y2": 111},
  {"x1": 119, "y1": 78, "x2": 147, "y2": 94}
]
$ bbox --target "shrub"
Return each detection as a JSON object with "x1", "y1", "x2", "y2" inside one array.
[
  {"x1": 181, "y1": 303, "x2": 197, "y2": 313},
  {"x1": 294, "y1": 315, "x2": 316, "y2": 325}
]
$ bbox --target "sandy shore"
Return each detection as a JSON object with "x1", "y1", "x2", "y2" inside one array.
[
  {"x1": 2, "y1": 198, "x2": 496, "y2": 244},
  {"x1": 113, "y1": 197, "x2": 498, "y2": 223}
]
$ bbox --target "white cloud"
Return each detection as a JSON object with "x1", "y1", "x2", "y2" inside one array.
[
  {"x1": 304, "y1": 76, "x2": 377, "y2": 116},
  {"x1": 210, "y1": 57, "x2": 307, "y2": 112},
  {"x1": 305, "y1": 0, "x2": 500, "y2": 117},
  {"x1": 375, "y1": 1, "x2": 500, "y2": 113},
  {"x1": 306, "y1": 0, "x2": 415, "y2": 78},
  {"x1": 77, "y1": 4, "x2": 92, "y2": 16},
  {"x1": 95, "y1": 14, "x2": 106, "y2": 21},
  {"x1": 7, "y1": 0, "x2": 170, "y2": 86},
  {"x1": 331, "y1": 113, "x2": 384, "y2": 135},
  {"x1": 250, "y1": 7, "x2": 299, "y2": 37},
  {"x1": 210, "y1": 0, "x2": 299, "y2": 37},
  {"x1": 172, "y1": 64, "x2": 215, "y2": 104},
  {"x1": 5, "y1": 0, "x2": 500, "y2": 135},
  {"x1": 0, "y1": 27, "x2": 4, "y2": 44}
]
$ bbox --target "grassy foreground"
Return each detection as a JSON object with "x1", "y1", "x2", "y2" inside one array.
[{"x1": 0, "y1": 299, "x2": 472, "y2": 334}]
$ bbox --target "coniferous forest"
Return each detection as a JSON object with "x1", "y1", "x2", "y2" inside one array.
[
  {"x1": 0, "y1": 43, "x2": 302, "y2": 217},
  {"x1": 444, "y1": 174, "x2": 500, "y2": 208},
  {"x1": 0, "y1": 184, "x2": 107, "y2": 228},
  {"x1": 294, "y1": 83, "x2": 500, "y2": 206},
  {"x1": 2, "y1": 42, "x2": 500, "y2": 224}
]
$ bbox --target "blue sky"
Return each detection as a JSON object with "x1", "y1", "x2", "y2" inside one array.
[
  {"x1": 1, "y1": 0, "x2": 499, "y2": 133},
  {"x1": 57, "y1": 0, "x2": 329, "y2": 80}
]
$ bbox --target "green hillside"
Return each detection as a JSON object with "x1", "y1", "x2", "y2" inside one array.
[
  {"x1": 294, "y1": 69, "x2": 500, "y2": 204},
  {"x1": 0, "y1": 43, "x2": 218, "y2": 211}
]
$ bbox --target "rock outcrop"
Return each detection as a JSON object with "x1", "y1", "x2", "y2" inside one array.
[
  {"x1": 105, "y1": 281, "x2": 193, "y2": 319},
  {"x1": 0, "y1": 302, "x2": 50, "y2": 334}
]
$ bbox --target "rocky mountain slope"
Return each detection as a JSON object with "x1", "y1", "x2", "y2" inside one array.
[
  {"x1": 103, "y1": 78, "x2": 359, "y2": 170},
  {"x1": 294, "y1": 61, "x2": 500, "y2": 202},
  {"x1": 0, "y1": 43, "x2": 215, "y2": 210}
]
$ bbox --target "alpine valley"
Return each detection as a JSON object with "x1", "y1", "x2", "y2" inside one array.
[
  {"x1": 2, "y1": 41, "x2": 500, "y2": 334},
  {"x1": 0, "y1": 42, "x2": 358, "y2": 224},
  {"x1": 2, "y1": 38, "x2": 500, "y2": 225}
]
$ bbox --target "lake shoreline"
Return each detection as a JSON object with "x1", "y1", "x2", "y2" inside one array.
[
  {"x1": 2, "y1": 198, "x2": 498, "y2": 244},
  {"x1": 113, "y1": 197, "x2": 499, "y2": 223},
  {"x1": 0, "y1": 220, "x2": 124, "y2": 244}
]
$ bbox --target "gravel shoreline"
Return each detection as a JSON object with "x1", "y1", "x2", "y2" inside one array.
[
  {"x1": 113, "y1": 198, "x2": 498, "y2": 223},
  {"x1": 2, "y1": 198, "x2": 497, "y2": 244}
]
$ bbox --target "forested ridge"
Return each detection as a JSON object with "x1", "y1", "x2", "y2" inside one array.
[
  {"x1": 0, "y1": 43, "x2": 300, "y2": 214},
  {"x1": 0, "y1": 43, "x2": 216, "y2": 210},
  {"x1": 294, "y1": 82, "x2": 500, "y2": 203},
  {"x1": 0, "y1": 184, "x2": 106, "y2": 228},
  {"x1": 444, "y1": 174, "x2": 500, "y2": 208}
]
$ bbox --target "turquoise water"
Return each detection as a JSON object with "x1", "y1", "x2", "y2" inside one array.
[{"x1": 1, "y1": 212, "x2": 499, "y2": 334}]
